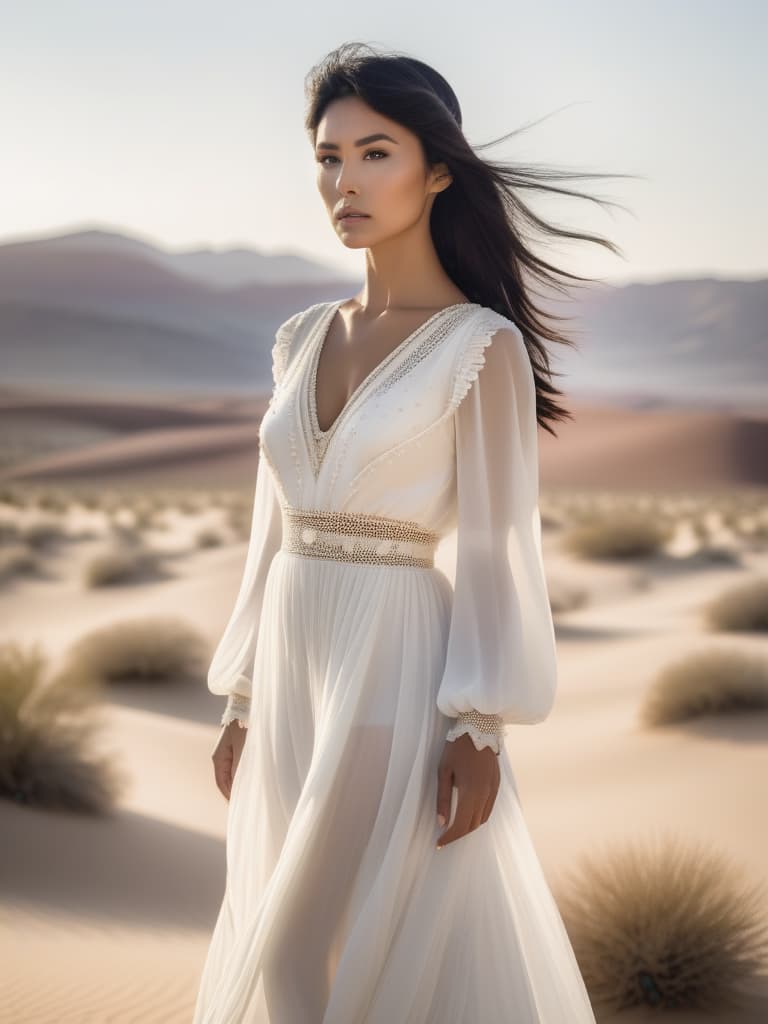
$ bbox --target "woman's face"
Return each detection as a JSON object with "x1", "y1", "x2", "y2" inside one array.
[{"x1": 314, "y1": 95, "x2": 451, "y2": 249}]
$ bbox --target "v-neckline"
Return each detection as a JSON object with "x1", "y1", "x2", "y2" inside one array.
[{"x1": 308, "y1": 298, "x2": 475, "y2": 446}]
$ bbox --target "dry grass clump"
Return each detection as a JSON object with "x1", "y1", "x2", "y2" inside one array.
[
  {"x1": 562, "y1": 511, "x2": 671, "y2": 560},
  {"x1": 0, "y1": 642, "x2": 127, "y2": 813},
  {"x1": 62, "y1": 616, "x2": 208, "y2": 687},
  {"x1": 548, "y1": 579, "x2": 589, "y2": 615},
  {"x1": 639, "y1": 648, "x2": 768, "y2": 727},
  {"x1": 35, "y1": 490, "x2": 69, "y2": 513},
  {"x1": 77, "y1": 491, "x2": 103, "y2": 510},
  {"x1": 195, "y1": 527, "x2": 225, "y2": 548},
  {"x1": 0, "y1": 520, "x2": 20, "y2": 545},
  {"x1": 19, "y1": 518, "x2": 67, "y2": 548},
  {"x1": 557, "y1": 836, "x2": 768, "y2": 1012},
  {"x1": 175, "y1": 495, "x2": 202, "y2": 515},
  {"x1": 0, "y1": 544, "x2": 42, "y2": 583},
  {"x1": 704, "y1": 577, "x2": 768, "y2": 633},
  {"x1": 0, "y1": 487, "x2": 25, "y2": 507},
  {"x1": 83, "y1": 544, "x2": 166, "y2": 587},
  {"x1": 106, "y1": 519, "x2": 143, "y2": 546},
  {"x1": 131, "y1": 505, "x2": 161, "y2": 530}
]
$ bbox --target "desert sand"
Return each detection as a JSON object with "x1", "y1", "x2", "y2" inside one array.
[{"x1": 1, "y1": 397, "x2": 767, "y2": 1023}]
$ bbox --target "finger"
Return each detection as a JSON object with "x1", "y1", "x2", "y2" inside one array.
[
  {"x1": 213, "y1": 757, "x2": 233, "y2": 801},
  {"x1": 436, "y1": 761, "x2": 453, "y2": 826},
  {"x1": 479, "y1": 786, "x2": 495, "y2": 824},
  {"x1": 437, "y1": 789, "x2": 476, "y2": 848}
]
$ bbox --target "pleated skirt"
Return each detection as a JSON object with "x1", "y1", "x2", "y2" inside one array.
[{"x1": 192, "y1": 549, "x2": 596, "y2": 1023}]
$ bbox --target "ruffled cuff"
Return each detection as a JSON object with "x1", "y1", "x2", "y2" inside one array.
[
  {"x1": 221, "y1": 692, "x2": 251, "y2": 729},
  {"x1": 445, "y1": 709, "x2": 506, "y2": 756}
]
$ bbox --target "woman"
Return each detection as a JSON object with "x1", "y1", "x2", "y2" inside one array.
[{"x1": 194, "y1": 41, "x2": 627, "y2": 1023}]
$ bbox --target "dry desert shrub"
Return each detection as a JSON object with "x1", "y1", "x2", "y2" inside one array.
[
  {"x1": 19, "y1": 518, "x2": 67, "y2": 548},
  {"x1": 548, "y1": 579, "x2": 589, "y2": 614},
  {"x1": 83, "y1": 544, "x2": 165, "y2": 587},
  {"x1": 0, "y1": 544, "x2": 42, "y2": 583},
  {"x1": 77, "y1": 491, "x2": 103, "y2": 510},
  {"x1": 0, "y1": 642, "x2": 127, "y2": 813},
  {"x1": 695, "y1": 544, "x2": 742, "y2": 566},
  {"x1": 704, "y1": 577, "x2": 768, "y2": 633},
  {"x1": 639, "y1": 647, "x2": 768, "y2": 727},
  {"x1": 35, "y1": 490, "x2": 69, "y2": 513},
  {"x1": 0, "y1": 487, "x2": 24, "y2": 507},
  {"x1": 562, "y1": 511, "x2": 671, "y2": 560},
  {"x1": 556, "y1": 836, "x2": 768, "y2": 1012},
  {"x1": 195, "y1": 527, "x2": 225, "y2": 548},
  {"x1": 0, "y1": 520, "x2": 20, "y2": 545},
  {"x1": 62, "y1": 616, "x2": 208, "y2": 687},
  {"x1": 106, "y1": 519, "x2": 143, "y2": 546},
  {"x1": 176, "y1": 494, "x2": 202, "y2": 515},
  {"x1": 131, "y1": 505, "x2": 161, "y2": 530}
]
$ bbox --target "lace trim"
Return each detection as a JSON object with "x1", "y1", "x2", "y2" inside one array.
[
  {"x1": 445, "y1": 710, "x2": 506, "y2": 756},
  {"x1": 271, "y1": 310, "x2": 306, "y2": 389},
  {"x1": 305, "y1": 301, "x2": 481, "y2": 479},
  {"x1": 221, "y1": 692, "x2": 251, "y2": 728},
  {"x1": 447, "y1": 311, "x2": 521, "y2": 415}
]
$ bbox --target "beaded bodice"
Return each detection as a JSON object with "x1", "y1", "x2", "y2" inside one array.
[
  {"x1": 258, "y1": 299, "x2": 489, "y2": 517},
  {"x1": 305, "y1": 300, "x2": 479, "y2": 478}
]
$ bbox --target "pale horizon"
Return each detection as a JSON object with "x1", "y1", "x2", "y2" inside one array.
[{"x1": 2, "y1": 1, "x2": 766, "y2": 284}]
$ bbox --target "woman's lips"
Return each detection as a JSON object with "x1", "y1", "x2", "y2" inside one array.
[{"x1": 340, "y1": 213, "x2": 370, "y2": 220}]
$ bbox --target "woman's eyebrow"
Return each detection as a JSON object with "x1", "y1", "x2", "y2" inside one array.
[{"x1": 316, "y1": 133, "x2": 399, "y2": 151}]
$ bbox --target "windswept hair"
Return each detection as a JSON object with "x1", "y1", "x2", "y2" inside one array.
[{"x1": 304, "y1": 42, "x2": 638, "y2": 435}]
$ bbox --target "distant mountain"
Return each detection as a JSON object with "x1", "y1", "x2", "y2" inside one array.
[
  {"x1": 0, "y1": 226, "x2": 357, "y2": 397},
  {"x1": 555, "y1": 277, "x2": 768, "y2": 409},
  {"x1": 0, "y1": 226, "x2": 765, "y2": 408},
  {"x1": 3, "y1": 225, "x2": 348, "y2": 288}
]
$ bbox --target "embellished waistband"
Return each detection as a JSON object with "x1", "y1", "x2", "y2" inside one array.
[{"x1": 281, "y1": 505, "x2": 440, "y2": 568}]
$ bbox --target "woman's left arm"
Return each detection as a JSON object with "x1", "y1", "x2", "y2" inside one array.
[{"x1": 435, "y1": 323, "x2": 558, "y2": 845}]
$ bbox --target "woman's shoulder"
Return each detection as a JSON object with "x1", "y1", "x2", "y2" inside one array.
[
  {"x1": 271, "y1": 301, "x2": 331, "y2": 386},
  {"x1": 445, "y1": 304, "x2": 528, "y2": 414}
]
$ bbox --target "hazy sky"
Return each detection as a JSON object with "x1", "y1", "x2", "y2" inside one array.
[{"x1": 2, "y1": 1, "x2": 765, "y2": 284}]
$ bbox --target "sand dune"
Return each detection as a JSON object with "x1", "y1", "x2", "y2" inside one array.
[
  {"x1": 1, "y1": 495, "x2": 767, "y2": 1020},
  {"x1": 539, "y1": 404, "x2": 768, "y2": 489},
  {"x1": 2, "y1": 396, "x2": 766, "y2": 490}
]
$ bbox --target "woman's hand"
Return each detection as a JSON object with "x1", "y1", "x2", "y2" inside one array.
[
  {"x1": 436, "y1": 733, "x2": 500, "y2": 848},
  {"x1": 211, "y1": 720, "x2": 248, "y2": 801}
]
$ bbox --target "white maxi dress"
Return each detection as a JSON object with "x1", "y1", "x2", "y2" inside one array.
[{"x1": 193, "y1": 299, "x2": 596, "y2": 1023}]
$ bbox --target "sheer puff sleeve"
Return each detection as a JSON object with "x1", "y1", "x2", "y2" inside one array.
[
  {"x1": 208, "y1": 451, "x2": 282, "y2": 728},
  {"x1": 207, "y1": 315, "x2": 300, "y2": 728},
  {"x1": 436, "y1": 320, "x2": 558, "y2": 755}
]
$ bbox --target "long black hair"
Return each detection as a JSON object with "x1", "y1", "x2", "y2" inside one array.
[{"x1": 304, "y1": 41, "x2": 638, "y2": 436}]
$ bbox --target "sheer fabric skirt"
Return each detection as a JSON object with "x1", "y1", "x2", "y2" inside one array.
[{"x1": 192, "y1": 550, "x2": 595, "y2": 1023}]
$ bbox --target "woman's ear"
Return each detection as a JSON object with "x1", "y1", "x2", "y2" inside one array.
[{"x1": 430, "y1": 162, "x2": 453, "y2": 193}]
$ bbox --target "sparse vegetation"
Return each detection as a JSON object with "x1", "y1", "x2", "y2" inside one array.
[
  {"x1": 0, "y1": 521, "x2": 20, "y2": 545},
  {"x1": 19, "y1": 518, "x2": 67, "y2": 548},
  {"x1": 61, "y1": 616, "x2": 209, "y2": 687},
  {"x1": 704, "y1": 578, "x2": 768, "y2": 633},
  {"x1": 639, "y1": 648, "x2": 768, "y2": 727},
  {"x1": 0, "y1": 642, "x2": 126, "y2": 813},
  {"x1": 556, "y1": 836, "x2": 768, "y2": 1012},
  {"x1": 83, "y1": 545, "x2": 165, "y2": 587},
  {"x1": 195, "y1": 527, "x2": 225, "y2": 548},
  {"x1": 562, "y1": 511, "x2": 671, "y2": 560},
  {"x1": 0, "y1": 544, "x2": 42, "y2": 583},
  {"x1": 36, "y1": 491, "x2": 69, "y2": 513},
  {"x1": 548, "y1": 579, "x2": 589, "y2": 614}
]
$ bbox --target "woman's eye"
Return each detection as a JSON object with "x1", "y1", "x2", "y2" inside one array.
[{"x1": 317, "y1": 149, "x2": 387, "y2": 166}]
